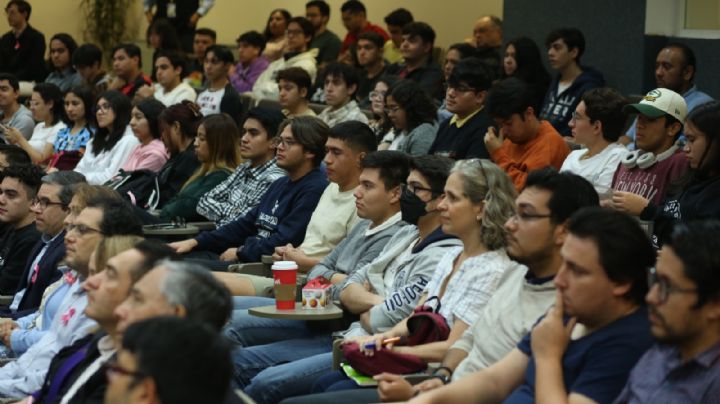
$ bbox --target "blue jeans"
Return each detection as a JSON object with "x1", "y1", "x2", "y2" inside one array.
[
  {"x1": 233, "y1": 335, "x2": 334, "y2": 403},
  {"x1": 223, "y1": 296, "x2": 313, "y2": 347}
]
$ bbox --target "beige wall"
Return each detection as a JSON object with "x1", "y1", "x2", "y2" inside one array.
[{"x1": 0, "y1": 0, "x2": 503, "y2": 50}]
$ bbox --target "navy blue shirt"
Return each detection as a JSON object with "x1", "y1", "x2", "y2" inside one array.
[
  {"x1": 505, "y1": 306, "x2": 652, "y2": 404},
  {"x1": 194, "y1": 167, "x2": 328, "y2": 262}
]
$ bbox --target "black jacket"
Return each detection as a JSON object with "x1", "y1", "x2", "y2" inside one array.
[
  {"x1": 0, "y1": 223, "x2": 41, "y2": 295},
  {"x1": 157, "y1": 143, "x2": 200, "y2": 207},
  {"x1": 0, "y1": 24, "x2": 47, "y2": 81}
]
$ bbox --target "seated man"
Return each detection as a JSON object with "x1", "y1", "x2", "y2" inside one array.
[
  {"x1": 72, "y1": 44, "x2": 111, "y2": 94},
  {"x1": 0, "y1": 73, "x2": 34, "y2": 140},
  {"x1": 105, "y1": 317, "x2": 234, "y2": 404},
  {"x1": 108, "y1": 43, "x2": 152, "y2": 99},
  {"x1": 184, "y1": 28, "x2": 216, "y2": 90},
  {"x1": 135, "y1": 50, "x2": 197, "y2": 106},
  {"x1": 338, "y1": 0, "x2": 389, "y2": 65},
  {"x1": 253, "y1": 17, "x2": 319, "y2": 100},
  {"x1": 306, "y1": 0, "x2": 342, "y2": 67},
  {"x1": 386, "y1": 22, "x2": 444, "y2": 101},
  {"x1": 382, "y1": 8, "x2": 413, "y2": 65},
  {"x1": 0, "y1": 143, "x2": 30, "y2": 170},
  {"x1": 356, "y1": 31, "x2": 387, "y2": 106},
  {"x1": 485, "y1": 77, "x2": 570, "y2": 190},
  {"x1": 539, "y1": 28, "x2": 605, "y2": 137},
  {"x1": 409, "y1": 207, "x2": 656, "y2": 404},
  {"x1": 0, "y1": 0, "x2": 46, "y2": 82},
  {"x1": 2, "y1": 171, "x2": 85, "y2": 319},
  {"x1": 170, "y1": 116, "x2": 329, "y2": 265},
  {"x1": 317, "y1": 62, "x2": 369, "y2": 126},
  {"x1": 615, "y1": 220, "x2": 720, "y2": 403},
  {"x1": 610, "y1": 88, "x2": 688, "y2": 215},
  {"x1": 469, "y1": 15, "x2": 503, "y2": 78},
  {"x1": 278, "y1": 67, "x2": 316, "y2": 118},
  {"x1": 197, "y1": 107, "x2": 287, "y2": 227},
  {"x1": 0, "y1": 164, "x2": 42, "y2": 295},
  {"x1": 429, "y1": 58, "x2": 495, "y2": 160},
  {"x1": 196, "y1": 45, "x2": 244, "y2": 124},
  {"x1": 230, "y1": 30, "x2": 270, "y2": 94}
]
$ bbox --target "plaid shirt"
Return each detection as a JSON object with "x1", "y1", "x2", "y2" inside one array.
[{"x1": 196, "y1": 158, "x2": 286, "y2": 226}]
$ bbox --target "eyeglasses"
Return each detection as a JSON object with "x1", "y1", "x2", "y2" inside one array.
[
  {"x1": 66, "y1": 223, "x2": 104, "y2": 236},
  {"x1": 647, "y1": 267, "x2": 698, "y2": 304},
  {"x1": 104, "y1": 362, "x2": 146, "y2": 381},
  {"x1": 404, "y1": 183, "x2": 442, "y2": 198},
  {"x1": 570, "y1": 111, "x2": 590, "y2": 123},
  {"x1": 32, "y1": 197, "x2": 65, "y2": 210},
  {"x1": 277, "y1": 137, "x2": 299, "y2": 148},
  {"x1": 509, "y1": 211, "x2": 553, "y2": 222},
  {"x1": 447, "y1": 84, "x2": 477, "y2": 93}
]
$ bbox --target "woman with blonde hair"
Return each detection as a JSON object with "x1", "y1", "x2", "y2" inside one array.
[{"x1": 89, "y1": 235, "x2": 144, "y2": 276}]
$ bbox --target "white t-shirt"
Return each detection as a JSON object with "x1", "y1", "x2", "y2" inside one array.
[
  {"x1": 300, "y1": 182, "x2": 360, "y2": 259},
  {"x1": 28, "y1": 121, "x2": 65, "y2": 153},
  {"x1": 154, "y1": 82, "x2": 197, "y2": 107},
  {"x1": 197, "y1": 87, "x2": 225, "y2": 116},
  {"x1": 560, "y1": 143, "x2": 626, "y2": 196}
]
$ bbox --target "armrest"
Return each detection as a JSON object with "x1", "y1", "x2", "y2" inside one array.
[
  {"x1": 0, "y1": 295, "x2": 13, "y2": 306},
  {"x1": 188, "y1": 221, "x2": 216, "y2": 231},
  {"x1": 227, "y1": 262, "x2": 267, "y2": 277},
  {"x1": 332, "y1": 338, "x2": 345, "y2": 371}
]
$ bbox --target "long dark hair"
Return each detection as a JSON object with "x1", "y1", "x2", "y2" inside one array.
[
  {"x1": 503, "y1": 37, "x2": 550, "y2": 110},
  {"x1": 66, "y1": 85, "x2": 97, "y2": 130},
  {"x1": 679, "y1": 101, "x2": 720, "y2": 186},
  {"x1": 92, "y1": 90, "x2": 132, "y2": 155},
  {"x1": 47, "y1": 33, "x2": 78, "y2": 73},
  {"x1": 263, "y1": 9, "x2": 291, "y2": 40},
  {"x1": 147, "y1": 18, "x2": 182, "y2": 51}
]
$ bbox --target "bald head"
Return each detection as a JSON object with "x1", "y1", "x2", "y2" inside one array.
[{"x1": 473, "y1": 15, "x2": 502, "y2": 48}]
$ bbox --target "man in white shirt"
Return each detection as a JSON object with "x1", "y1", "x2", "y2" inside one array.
[
  {"x1": 196, "y1": 45, "x2": 244, "y2": 123},
  {"x1": 135, "y1": 50, "x2": 196, "y2": 106}
]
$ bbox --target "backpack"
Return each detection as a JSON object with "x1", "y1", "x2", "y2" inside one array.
[{"x1": 107, "y1": 169, "x2": 161, "y2": 210}]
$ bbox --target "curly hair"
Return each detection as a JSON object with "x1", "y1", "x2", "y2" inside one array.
[
  {"x1": 387, "y1": 80, "x2": 436, "y2": 132},
  {"x1": 451, "y1": 159, "x2": 517, "y2": 250}
]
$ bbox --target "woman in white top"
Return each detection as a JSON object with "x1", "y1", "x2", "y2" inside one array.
[
  {"x1": 74, "y1": 90, "x2": 139, "y2": 184},
  {"x1": 561, "y1": 88, "x2": 627, "y2": 197},
  {"x1": 348, "y1": 159, "x2": 520, "y2": 362},
  {"x1": 5, "y1": 83, "x2": 66, "y2": 164},
  {"x1": 262, "y1": 9, "x2": 290, "y2": 61}
]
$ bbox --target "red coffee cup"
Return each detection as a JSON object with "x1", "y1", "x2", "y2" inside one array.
[{"x1": 272, "y1": 261, "x2": 298, "y2": 310}]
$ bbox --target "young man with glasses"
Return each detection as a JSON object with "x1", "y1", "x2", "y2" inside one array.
[
  {"x1": 615, "y1": 220, "x2": 720, "y2": 403},
  {"x1": 429, "y1": 58, "x2": 495, "y2": 160},
  {"x1": 170, "y1": 116, "x2": 329, "y2": 265},
  {"x1": 485, "y1": 77, "x2": 570, "y2": 190}
]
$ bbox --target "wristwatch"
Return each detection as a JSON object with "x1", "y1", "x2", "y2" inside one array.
[{"x1": 432, "y1": 367, "x2": 452, "y2": 384}]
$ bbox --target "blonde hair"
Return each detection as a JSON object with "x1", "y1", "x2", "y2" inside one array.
[
  {"x1": 451, "y1": 159, "x2": 517, "y2": 250},
  {"x1": 90, "y1": 235, "x2": 144, "y2": 276}
]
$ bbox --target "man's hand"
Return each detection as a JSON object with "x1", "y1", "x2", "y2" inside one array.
[
  {"x1": 168, "y1": 239, "x2": 198, "y2": 254},
  {"x1": 188, "y1": 12, "x2": 201, "y2": 27},
  {"x1": 484, "y1": 127, "x2": 504, "y2": 153},
  {"x1": 272, "y1": 244, "x2": 289, "y2": 261},
  {"x1": 531, "y1": 291, "x2": 576, "y2": 361},
  {"x1": 610, "y1": 191, "x2": 649, "y2": 216},
  {"x1": 219, "y1": 248, "x2": 239, "y2": 262},
  {"x1": 375, "y1": 373, "x2": 417, "y2": 402},
  {"x1": 135, "y1": 85, "x2": 155, "y2": 100},
  {"x1": 416, "y1": 377, "x2": 444, "y2": 392},
  {"x1": 108, "y1": 77, "x2": 127, "y2": 91},
  {"x1": 2, "y1": 125, "x2": 24, "y2": 144}
]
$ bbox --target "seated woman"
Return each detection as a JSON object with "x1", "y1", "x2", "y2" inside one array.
[
  {"x1": 5, "y1": 83, "x2": 66, "y2": 164},
  {"x1": 155, "y1": 113, "x2": 241, "y2": 222},
  {"x1": 74, "y1": 90, "x2": 139, "y2": 184},
  {"x1": 46, "y1": 86, "x2": 95, "y2": 171},
  {"x1": 121, "y1": 98, "x2": 169, "y2": 172},
  {"x1": 368, "y1": 77, "x2": 395, "y2": 144},
  {"x1": 380, "y1": 80, "x2": 438, "y2": 155}
]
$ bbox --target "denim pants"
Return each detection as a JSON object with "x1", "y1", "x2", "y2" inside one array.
[{"x1": 224, "y1": 296, "x2": 313, "y2": 347}]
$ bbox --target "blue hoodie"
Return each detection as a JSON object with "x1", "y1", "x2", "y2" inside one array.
[{"x1": 539, "y1": 67, "x2": 605, "y2": 136}]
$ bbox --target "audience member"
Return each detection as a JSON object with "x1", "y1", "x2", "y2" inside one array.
[
  {"x1": 380, "y1": 81, "x2": 437, "y2": 155},
  {"x1": 561, "y1": 88, "x2": 627, "y2": 195},
  {"x1": 170, "y1": 116, "x2": 329, "y2": 264},
  {"x1": 429, "y1": 58, "x2": 494, "y2": 160},
  {"x1": 485, "y1": 77, "x2": 570, "y2": 190},
  {"x1": 262, "y1": 8, "x2": 291, "y2": 62},
  {"x1": 615, "y1": 220, "x2": 720, "y2": 403},
  {"x1": 278, "y1": 67, "x2": 316, "y2": 117},
  {"x1": 145, "y1": 18, "x2": 184, "y2": 83},
  {"x1": 106, "y1": 317, "x2": 233, "y2": 404},
  {"x1": 108, "y1": 44, "x2": 152, "y2": 99},
  {"x1": 387, "y1": 22, "x2": 444, "y2": 101},
  {"x1": 197, "y1": 107, "x2": 286, "y2": 227},
  {"x1": 230, "y1": 31, "x2": 270, "y2": 94},
  {"x1": 154, "y1": 113, "x2": 240, "y2": 222},
  {"x1": 367, "y1": 77, "x2": 396, "y2": 142},
  {"x1": 0, "y1": 0, "x2": 46, "y2": 82},
  {"x1": 5, "y1": 83, "x2": 66, "y2": 164},
  {"x1": 624, "y1": 43, "x2": 714, "y2": 144},
  {"x1": 502, "y1": 36, "x2": 551, "y2": 112},
  {"x1": 610, "y1": 88, "x2": 688, "y2": 214},
  {"x1": 44, "y1": 33, "x2": 83, "y2": 92},
  {"x1": 136, "y1": 50, "x2": 197, "y2": 106},
  {"x1": 356, "y1": 31, "x2": 387, "y2": 106},
  {"x1": 253, "y1": 17, "x2": 319, "y2": 100},
  {"x1": 382, "y1": 8, "x2": 414, "y2": 64},
  {"x1": 47, "y1": 86, "x2": 95, "y2": 171},
  {"x1": 0, "y1": 164, "x2": 41, "y2": 294},
  {"x1": 339, "y1": 0, "x2": 389, "y2": 64},
  {"x1": 0, "y1": 144, "x2": 29, "y2": 170},
  {"x1": 411, "y1": 207, "x2": 656, "y2": 404},
  {"x1": 185, "y1": 28, "x2": 216, "y2": 89},
  {"x1": 72, "y1": 44, "x2": 111, "y2": 95},
  {"x1": 469, "y1": 15, "x2": 503, "y2": 77},
  {"x1": 74, "y1": 91, "x2": 139, "y2": 185},
  {"x1": 144, "y1": 0, "x2": 214, "y2": 52},
  {"x1": 306, "y1": 0, "x2": 342, "y2": 67},
  {"x1": 121, "y1": 98, "x2": 169, "y2": 172},
  {"x1": 0, "y1": 73, "x2": 34, "y2": 140},
  {"x1": 540, "y1": 28, "x2": 605, "y2": 136},
  {"x1": 196, "y1": 45, "x2": 244, "y2": 123},
  {"x1": 437, "y1": 43, "x2": 477, "y2": 122},
  {"x1": 317, "y1": 62, "x2": 368, "y2": 126}
]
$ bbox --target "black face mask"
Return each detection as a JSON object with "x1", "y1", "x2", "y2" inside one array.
[{"x1": 400, "y1": 189, "x2": 428, "y2": 225}]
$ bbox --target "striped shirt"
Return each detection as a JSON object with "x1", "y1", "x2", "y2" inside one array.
[{"x1": 196, "y1": 158, "x2": 286, "y2": 226}]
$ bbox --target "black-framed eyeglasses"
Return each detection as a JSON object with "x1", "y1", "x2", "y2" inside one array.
[
  {"x1": 32, "y1": 197, "x2": 65, "y2": 210},
  {"x1": 104, "y1": 362, "x2": 146, "y2": 381},
  {"x1": 509, "y1": 212, "x2": 553, "y2": 222},
  {"x1": 647, "y1": 267, "x2": 698, "y2": 304},
  {"x1": 277, "y1": 137, "x2": 299, "y2": 148},
  {"x1": 66, "y1": 223, "x2": 104, "y2": 236},
  {"x1": 404, "y1": 183, "x2": 442, "y2": 198},
  {"x1": 447, "y1": 84, "x2": 477, "y2": 93}
]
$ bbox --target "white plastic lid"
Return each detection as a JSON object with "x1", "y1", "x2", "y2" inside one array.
[{"x1": 271, "y1": 261, "x2": 298, "y2": 270}]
